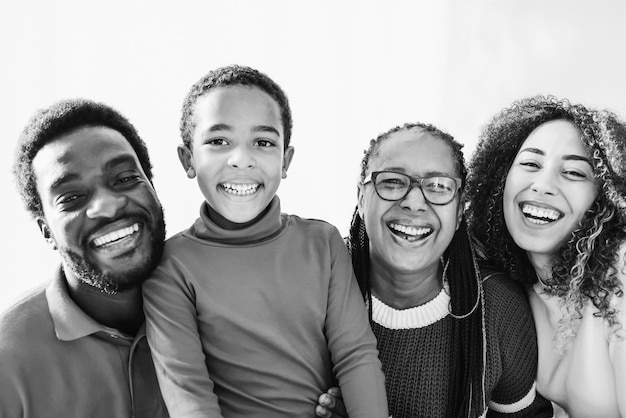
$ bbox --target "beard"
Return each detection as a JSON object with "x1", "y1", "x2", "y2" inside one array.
[{"x1": 57, "y1": 207, "x2": 166, "y2": 294}]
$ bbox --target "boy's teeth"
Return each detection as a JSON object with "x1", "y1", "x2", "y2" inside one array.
[
  {"x1": 389, "y1": 223, "x2": 431, "y2": 237},
  {"x1": 521, "y1": 204, "x2": 562, "y2": 222},
  {"x1": 93, "y1": 224, "x2": 139, "y2": 247},
  {"x1": 222, "y1": 183, "x2": 260, "y2": 196}
]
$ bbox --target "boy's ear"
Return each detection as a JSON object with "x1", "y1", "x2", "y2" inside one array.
[
  {"x1": 36, "y1": 217, "x2": 57, "y2": 250},
  {"x1": 281, "y1": 146, "x2": 295, "y2": 179},
  {"x1": 177, "y1": 145, "x2": 196, "y2": 179}
]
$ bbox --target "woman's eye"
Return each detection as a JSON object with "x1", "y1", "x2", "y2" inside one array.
[
  {"x1": 519, "y1": 160, "x2": 540, "y2": 170},
  {"x1": 563, "y1": 170, "x2": 587, "y2": 179}
]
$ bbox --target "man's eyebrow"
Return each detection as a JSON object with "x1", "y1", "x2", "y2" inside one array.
[
  {"x1": 103, "y1": 154, "x2": 140, "y2": 171},
  {"x1": 49, "y1": 173, "x2": 80, "y2": 191}
]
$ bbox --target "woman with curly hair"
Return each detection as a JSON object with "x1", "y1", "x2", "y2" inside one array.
[
  {"x1": 466, "y1": 96, "x2": 626, "y2": 417},
  {"x1": 316, "y1": 122, "x2": 552, "y2": 417}
]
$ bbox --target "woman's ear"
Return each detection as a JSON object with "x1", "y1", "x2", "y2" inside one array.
[{"x1": 177, "y1": 145, "x2": 196, "y2": 179}]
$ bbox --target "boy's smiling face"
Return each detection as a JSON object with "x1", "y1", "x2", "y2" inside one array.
[{"x1": 180, "y1": 85, "x2": 294, "y2": 224}]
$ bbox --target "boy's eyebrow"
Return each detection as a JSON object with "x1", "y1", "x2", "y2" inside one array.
[
  {"x1": 206, "y1": 124, "x2": 231, "y2": 132},
  {"x1": 204, "y1": 124, "x2": 280, "y2": 136},
  {"x1": 252, "y1": 125, "x2": 280, "y2": 136}
]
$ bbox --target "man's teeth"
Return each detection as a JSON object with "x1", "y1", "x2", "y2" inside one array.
[
  {"x1": 221, "y1": 183, "x2": 260, "y2": 196},
  {"x1": 389, "y1": 223, "x2": 432, "y2": 237},
  {"x1": 93, "y1": 224, "x2": 139, "y2": 247},
  {"x1": 521, "y1": 204, "x2": 562, "y2": 224}
]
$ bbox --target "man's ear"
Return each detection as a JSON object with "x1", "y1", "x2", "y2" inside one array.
[
  {"x1": 357, "y1": 182, "x2": 365, "y2": 219},
  {"x1": 177, "y1": 145, "x2": 196, "y2": 179},
  {"x1": 281, "y1": 146, "x2": 295, "y2": 179},
  {"x1": 36, "y1": 217, "x2": 57, "y2": 250}
]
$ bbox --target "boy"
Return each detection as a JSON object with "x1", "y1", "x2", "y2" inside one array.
[{"x1": 142, "y1": 65, "x2": 388, "y2": 417}]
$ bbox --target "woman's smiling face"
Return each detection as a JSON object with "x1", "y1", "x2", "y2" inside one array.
[{"x1": 503, "y1": 119, "x2": 599, "y2": 269}]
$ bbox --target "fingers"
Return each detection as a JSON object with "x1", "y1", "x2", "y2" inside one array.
[
  {"x1": 315, "y1": 404, "x2": 333, "y2": 418},
  {"x1": 317, "y1": 391, "x2": 347, "y2": 418},
  {"x1": 327, "y1": 387, "x2": 343, "y2": 400}
]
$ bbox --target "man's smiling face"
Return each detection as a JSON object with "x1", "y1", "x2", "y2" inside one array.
[{"x1": 33, "y1": 126, "x2": 165, "y2": 292}]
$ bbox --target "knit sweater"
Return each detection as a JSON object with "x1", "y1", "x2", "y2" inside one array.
[
  {"x1": 143, "y1": 197, "x2": 388, "y2": 418},
  {"x1": 371, "y1": 272, "x2": 551, "y2": 418}
]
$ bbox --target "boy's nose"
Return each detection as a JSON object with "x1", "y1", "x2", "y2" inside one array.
[{"x1": 228, "y1": 146, "x2": 255, "y2": 169}]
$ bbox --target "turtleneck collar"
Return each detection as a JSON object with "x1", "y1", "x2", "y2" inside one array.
[{"x1": 189, "y1": 196, "x2": 285, "y2": 245}]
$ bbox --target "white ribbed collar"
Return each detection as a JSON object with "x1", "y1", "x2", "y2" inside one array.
[{"x1": 371, "y1": 289, "x2": 450, "y2": 329}]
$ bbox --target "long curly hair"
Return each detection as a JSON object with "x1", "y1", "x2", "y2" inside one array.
[
  {"x1": 351, "y1": 122, "x2": 487, "y2": 417},
  {"x1": 466, "y1": 96, "x2": 626, "y2": 349}
]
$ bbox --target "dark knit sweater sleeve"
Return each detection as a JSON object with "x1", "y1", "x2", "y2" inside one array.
[{"x1": 483, "y1": 273, "x2": 553, "y2": 417}]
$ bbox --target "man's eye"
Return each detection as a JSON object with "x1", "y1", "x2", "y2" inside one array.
[
  {"x1": 116, "y1": 175, "x2": 140, "y2": 185},
  {"x1": 57, "y1": 194, "x2": 83, "y2": 208}
]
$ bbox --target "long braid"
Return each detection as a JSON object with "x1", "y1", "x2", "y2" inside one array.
[
  {"x1": 444, "y1": 218, "x2": 486, "y2": 416},
  {"x1": 348, "y1": 207, "x2": 372, "y2": 317},
  {"x1": 353, "y1": 121, "x2": 486, "y2": 417}
]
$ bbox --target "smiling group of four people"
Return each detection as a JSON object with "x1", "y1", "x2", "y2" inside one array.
[{"x1": 1, "y1": 65, "x2": 624, "y2": 418}]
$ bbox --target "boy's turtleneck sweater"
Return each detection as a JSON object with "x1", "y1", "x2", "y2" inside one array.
[{"x1": 142, "y1": 196, "x2": 388, "y2": 418}]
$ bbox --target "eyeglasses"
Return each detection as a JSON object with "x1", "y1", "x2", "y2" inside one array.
[{"x1": 363, "y1": 171, "x2": 462, "y2": 205}]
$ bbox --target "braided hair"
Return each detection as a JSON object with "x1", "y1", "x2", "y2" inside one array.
[{"x1": 350, "y1": 122, "x2": 486, "y2": 417}]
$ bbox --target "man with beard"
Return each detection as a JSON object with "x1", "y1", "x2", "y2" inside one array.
[{"x1": 0, "y1": 99, "x2": 169, "y2": 418}]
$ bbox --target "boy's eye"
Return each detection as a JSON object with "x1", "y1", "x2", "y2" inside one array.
[
  {"x1": 205, "y1": 138, "x2": 229, "y2": 146},
  {"x1": 254, "y1": 139, "x2": 275, "y2": 147}
]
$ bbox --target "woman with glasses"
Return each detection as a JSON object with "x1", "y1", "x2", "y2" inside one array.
[
  {"x1": 466, "y1": 97, "x2": 626, "y2": 417},
  {"x1": 315, "y1": 123, "x2": 552, "y2": 417}
]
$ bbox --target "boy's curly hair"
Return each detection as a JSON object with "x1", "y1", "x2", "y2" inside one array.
[
  {"x1": 13, "y1": 98, "x2": 153, "y2": 219},
  {"x1": 466, "y1": 96, "x2": 626, "y2": 349},
  {"x1": 180, "y1": 64, "x2": 293, "y2": 150}
]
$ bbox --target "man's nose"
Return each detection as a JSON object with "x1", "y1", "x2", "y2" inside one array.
[{"x1": 86, "y1": 188, "x2": 128, "y2": 219}]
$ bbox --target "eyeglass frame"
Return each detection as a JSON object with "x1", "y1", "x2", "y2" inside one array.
[{"x1": 362, "y1": 170, "x2": 462, "y2": 205}]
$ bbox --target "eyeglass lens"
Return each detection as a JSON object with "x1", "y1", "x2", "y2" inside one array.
[{"x1": 374, "y1": 172, "x2": 457, "y2": 204}]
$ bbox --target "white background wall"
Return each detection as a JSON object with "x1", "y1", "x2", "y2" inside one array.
[{"x1": 2, "y1": 0, "x2": 626, "y2": 311}]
